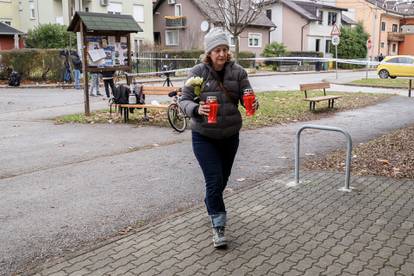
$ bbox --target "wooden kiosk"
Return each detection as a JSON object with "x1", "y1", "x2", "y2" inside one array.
[{"x1": 68, "y1": 12, "x2": 142, "y2": 115}]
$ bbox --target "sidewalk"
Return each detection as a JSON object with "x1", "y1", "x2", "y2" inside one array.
[{"x1": 32, "y1": 171, "x2": 414, "y2": 276}]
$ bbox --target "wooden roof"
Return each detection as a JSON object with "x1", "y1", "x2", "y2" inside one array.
[{"x1": 67, "y1": 12, "x2": 142, "y2": 33}]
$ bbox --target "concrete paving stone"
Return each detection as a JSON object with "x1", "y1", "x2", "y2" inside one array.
[
  {"x1": 322, "y1": 262, "x2": 346, "y2": 276},
  {"x1": 403, "y1": 235, "x2": 414, "y2": 246},
  {"x1": 132, "y1": 252, "x2": 158, "y2": 265},
  {"x1": 107, "y1": 262, "x2": 136, "y2": 276},
  {"x1": 67, "y1": 269, "x2": 89, "y2": 276},
  {"x1": 387, "y1": 254, "x2": 407, "y2": 268},
  {"x1": 398, "y1": 262, "x2": 414, "y2": 276},
  {"x1": 46, "y1": 272, "x2": 67, "y2": 276},
  {"x1": 131, "y1": 245, "x2": 157, "y2": 259},
  {"x1": 110, "y1": 246, "x2": 137, "y2": 261},
  {"x1": 292, "y1": 257, "x2": 316, "y2": 272},
  {"x1": 314, "y1": 254, "x2": 337, "y2": 269},
  {"x1": 109, "y1": 254, "x2": 137, "y2": 270},
  {"x1": 62, "y1": 260, "x2": 92, "y2": 274},
  {"x1": 343, "y1": 259, "x2": 367, "y2": 275},
  {"x1": 129, "y1": 260, "x2": 159, "y2": 274},
  {"x1": 386, "y1": 237, "x2": 403, "y2": 248},
  {"x1": 283, "y1": 269, "x2": 303, "y2": 276},
  {"x1": 377, "y1": 266, "x2": 399, "y2": 276},
  {"x1": 365, "y1": 256, "x2": 387, "y2": 272},
  {"x1": 84, "y1": 257, "x2": 116, "y2": 271},
  {"x1": 39, "y1": 262, "x2": 72, "y2": 275},
  {"x1": 357, "y1": 269, "x2": 377, "y2": 276}
]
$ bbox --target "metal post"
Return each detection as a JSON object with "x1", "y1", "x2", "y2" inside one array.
[
  {"x1": 409, "y1": 79, "x2": 412, "y2": 98},
  {"x1": 294, "y1": 124, "x2": 353, "y2": 192},
  {"x1": 335, "y1": 45, "x2": 338, "y2": 80},
  {"x1": 366, "y1": 57, "x2": 369, "y2": 79}
]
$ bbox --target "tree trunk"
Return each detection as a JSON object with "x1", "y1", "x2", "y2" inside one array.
[{"x1": 235, "y1": 35, "x2": 240, "y2": 63}]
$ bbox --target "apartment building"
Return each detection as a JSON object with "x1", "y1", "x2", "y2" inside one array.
[
  {"x1": 336, "y1": 0, "x2": 414, "y2": 57},
  {"x1": 1, "y1": 0, "x2": 154, "y2": 51},
  {"x1": 265, "y1": 0, "x2": 352, "y2": 55}
]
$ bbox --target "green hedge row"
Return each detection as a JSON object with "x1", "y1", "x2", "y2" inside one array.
[{"x1": 0, "y1": 49, "x2": 65, "y2": 81}]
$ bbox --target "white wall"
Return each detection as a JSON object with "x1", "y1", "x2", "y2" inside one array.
[{"x1": 269, "y1": 3, "x2": 283, "y2": 43}]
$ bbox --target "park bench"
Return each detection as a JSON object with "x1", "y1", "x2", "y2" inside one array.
[
  {"x1": 299, "y1": 82, "x2": 341, "y2": 111},
  {"x1": 112, "y1": 86, "x2": 179, "y2": 123}
]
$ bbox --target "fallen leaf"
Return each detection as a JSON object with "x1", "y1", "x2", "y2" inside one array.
[
  {"x1": 377, "y1": 159, "x2": 390, "y2": 165},
  {"x1": 236, "y1": 178, "x2": 246, "y2": 182}
]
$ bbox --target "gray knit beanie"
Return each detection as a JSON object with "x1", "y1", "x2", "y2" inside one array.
[{"x1": 204, "y1": 27, "x2": 229, "y2": 54}]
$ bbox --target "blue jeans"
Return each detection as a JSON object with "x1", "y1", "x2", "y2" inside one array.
[
  {"x1": 89, "y1": 73, "x2": 100, "y2": 95},
  {"x1": 192, "y1": 131, "x2": 239, "y2": 227},
  {"x1": 74, "y1": 69, "x2": 81, "y2": 89}
]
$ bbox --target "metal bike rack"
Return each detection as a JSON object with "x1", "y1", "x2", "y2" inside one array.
[{"x1": 291, "y1": 124, "x2": 353, "y2": 192}]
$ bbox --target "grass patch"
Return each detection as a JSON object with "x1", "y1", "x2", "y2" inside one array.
[
  {"x1": 55, "y1": 91, "x2": 392, "y2": 129},
  {"x1": 350, "y1": 78, "x2": 410, "y2": 88}
]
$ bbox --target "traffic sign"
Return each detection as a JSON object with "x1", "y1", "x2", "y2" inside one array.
[
  {"x1": 331, "y1": 24, "x2": 341, "y2": 36},
  {"x1": 367, "y1": 38, "x2": 372, "y2": 50},
  {"x1": 332, "y1": 35, "x2": 340, "y2": 46}
]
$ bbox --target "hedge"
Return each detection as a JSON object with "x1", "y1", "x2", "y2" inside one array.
[{"x1": 0, "y1": 49, "x2": 65, "y2": 81}]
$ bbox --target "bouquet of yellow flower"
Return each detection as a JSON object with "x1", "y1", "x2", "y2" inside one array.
[{"x1": 185, "y1": 76, "x2": 204, "y2": 97}]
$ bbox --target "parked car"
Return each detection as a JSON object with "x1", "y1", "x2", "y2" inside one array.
[{"x1": 377, "y1": 55, "x2": 414, "y2": 79}]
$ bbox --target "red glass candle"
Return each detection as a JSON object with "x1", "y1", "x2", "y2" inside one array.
[
  {"x1": 243, "y1": 89, "x2": 255, "y2": 116},
  {"x1": 207, "y1": 96, "x2": 219, "y2": 124}
]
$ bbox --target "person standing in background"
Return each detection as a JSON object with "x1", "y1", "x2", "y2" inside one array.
[
  {"x1": 71, "y1": 53, "x2": 82, "y2": 90},
  {"x1": 89, "y1": 73, "x2": 102, "y2": 97},
  {"x1": 102, "y1": 70, "x2": 116, "y2": 98}
]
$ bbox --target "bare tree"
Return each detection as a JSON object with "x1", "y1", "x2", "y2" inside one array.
[{"x1": 199, "y1": 0, "x2": 267, "y2": 61}]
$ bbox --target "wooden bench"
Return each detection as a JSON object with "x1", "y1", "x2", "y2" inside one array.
[
  {"x1": 112, "y1": 86, "x2": 179, "y2": 123},
  {"x1": 299, "y1": 82, "x2": 341, "y2": 111}
]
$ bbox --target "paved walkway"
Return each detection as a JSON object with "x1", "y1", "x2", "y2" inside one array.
[{"x1": 32, "y1": 172, "x2": 414, "y2": 276}]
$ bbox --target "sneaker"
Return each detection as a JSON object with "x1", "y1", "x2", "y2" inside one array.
[
  {"x1": 212, "y1": 227, "x2": 227, "y2": 248},
  {"x1": 89, "y1": 94, "x2": 97, "y2": 97},
  {"x1": 97, "y1": 92, "x2": 103, "y2": 96}
]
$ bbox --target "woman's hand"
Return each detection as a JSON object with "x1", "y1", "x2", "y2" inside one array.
[
  {"x1": 253, "y1": 98, "x2": 259, "y2": 111},
  {"x1": 198, "y1": 101, "x2": 210, "y2": 116}
]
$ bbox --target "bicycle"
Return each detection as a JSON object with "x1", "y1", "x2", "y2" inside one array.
[{"x1": 167, "y1": 89, "x2": 188, "y2": 132}]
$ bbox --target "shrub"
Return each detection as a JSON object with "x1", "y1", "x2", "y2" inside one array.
[
  {"x1": 26, "y1": 24, "x2": 76, "y2": 49},
  {"x1": 0, "y1": 49, "x2": 65, "y2": 81}
]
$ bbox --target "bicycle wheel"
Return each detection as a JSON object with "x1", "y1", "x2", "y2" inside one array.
[{"x1": 167, "y1": 103, "x2": 187, "y2": 132}]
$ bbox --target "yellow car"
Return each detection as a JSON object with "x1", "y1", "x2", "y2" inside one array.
[{"x1": 377, "y1": 55, "x2": 414, "y2": 79}]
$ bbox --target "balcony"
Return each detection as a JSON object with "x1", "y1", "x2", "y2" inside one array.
[
  {"x1": 165, "y1": 16, "x2": 186, "y2": 29},
  {"x1": 387, "y1": 32, "x2": 405, "y2": 42}
]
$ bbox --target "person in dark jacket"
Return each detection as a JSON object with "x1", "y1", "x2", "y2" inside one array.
[
  {"x1": 71, "y1": 53, "x2": 82, "y2": 89},
  {"x1": 102, "y1": 70, "x2": 116, "y2": 98},
  {"x1": 180, "y1": 28, "x2": 258, "y2": 248}
]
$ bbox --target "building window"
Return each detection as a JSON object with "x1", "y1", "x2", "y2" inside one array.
[
  {"x1": 266, "y1": 9, "x2": 272, "y2": 20},
  {"x1": 392, "y1": 24, "x2": 398, "y2": 32},
  {"x1": 381, "y1": 22, "x2": 386, "y2": 31},
  {"x1": 392, "y1": 43, "x2": 396, "y2": 52},
  {"x1": 108, "y1": 2, "x2": 122, "y2": 15},
  {"x1": 325, "y1": 39, "x2": 331, "y2": 53},
  {"x1": 175, "y1": 4, "x2": 182, "y2": 16},
  {"x1": 165, "y1": 30, "x2": 179, "y2": 46},
  {"x1": 318, "y1": 10, "x2": 324, "y2": 25},
  {"x1": 380, "y1": 42, "x2": 385, "y2": 48},
  {"x1": 248, "y1": 33, "x2": 262, "y2": 47},
  {"x1": 229, "y1": 36, "x2": 236, "y2": 47},
  {"x1": 29, "y1": 1, "x2": 36, "y2": 19},
  {"x1": 328, "y1": 12, "x2": 337, "y2": 26},
  {"x1": 315, "y1": 39, "x2": 320, "y2": 52},
  {"x1": 133, "y1": 5, "x2": 144, "y2": 22}
]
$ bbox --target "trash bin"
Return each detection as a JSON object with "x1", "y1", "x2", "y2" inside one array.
[{"x1": 315, "y1": 61, "x2": 321, "y2": 71}]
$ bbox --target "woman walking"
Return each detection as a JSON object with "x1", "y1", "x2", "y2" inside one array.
[{"x1": 180, "y1": 28, "x2": 258, "y2": 248}]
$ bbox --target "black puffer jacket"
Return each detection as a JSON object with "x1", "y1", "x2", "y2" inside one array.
[{"x1": 180, "y1": 61, "x2": 252, "y2": 139}]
